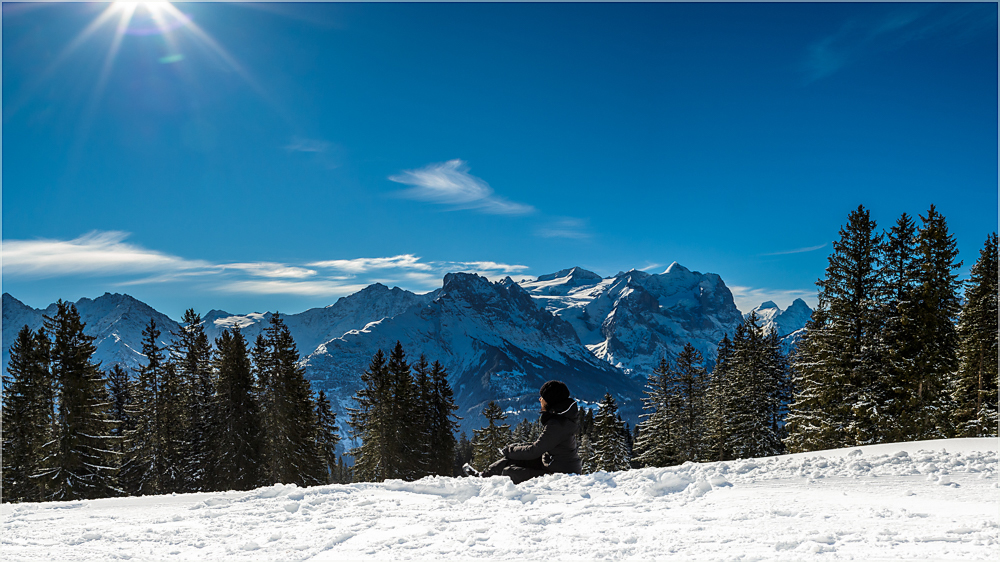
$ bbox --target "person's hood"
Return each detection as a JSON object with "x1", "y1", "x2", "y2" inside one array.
[{"x1": 541, "y1": 400, "x2": 579, "y2": 425}]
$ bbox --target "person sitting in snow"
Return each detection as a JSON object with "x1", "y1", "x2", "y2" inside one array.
[{"x1": 464, "y1": 380, "x2": 583, "y2": 484}]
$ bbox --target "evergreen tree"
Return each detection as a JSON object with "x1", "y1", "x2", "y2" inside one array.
[
  {"x1": 410, "y1": 354, "x2": 433, "y2": 478},
  {"x1": 41, "y1": 301, "x2": 118, "y2": 500},
  {"x1": 578, "y1": 433, "x2": 595, "y2": 474},
  {"x1": 633, "y1": 358, "x2": 675, "y2": 467},
  {"x1": 208, "y1": 327, "x2": 262, "y2": 491},
  {"x1": 315, "y1": 390, "x2": 341, "y2": 484},
  {"x1": 386, "y1": 342, "x2": 422, "y2": 480},
  {"x1": 871, "y1": 213, "x2": 921, "y2": 443},
  {"x1": 725, "y1": 314, "x2": 789, "y2": 459},
  {"x1": 106, "y1": 364, "x2": 132, "y2": 472},
  {"x1": 348, "y1": 349, "x2": 394, "y2": 482},
  {"x1": 122, "y1": 319, "x2": 186, "y2": 495},
  {"x1": 173, "y1": 309, "x2": 214, "y2": 492},
  {"x1": 784, "y1": 205, "x2": 883, "y2": 450},
  {"x1": 471, "y1": 401, "x2": 511, "y2": 470},
  {"x1": 2, "y1": 326, "x2": 55, "y2": 503},
  {"x1": 426, "y1": 360, "x2": 460, "y2": 477},
  {"x1": 254, "y1": 314, "x2": 324, "y2": 486},
  {"x1": 591, "y1": 393, "x2": 630, "y2": 472},
  {"x1": 953, "y1": 233, "x2": 998, "y2": 437},
  {"x1": 453, "y1": 431, "x2": 473, "y2": 477},
  {"x1": 670, "y1": 343, "x2": 709, "y2": 463},
  {"x1": 896, "y1": 205, "x2": 963, "y2": 439},
  {"x1": 705, "y1": 334, "x2": 733, "y2": 461}
]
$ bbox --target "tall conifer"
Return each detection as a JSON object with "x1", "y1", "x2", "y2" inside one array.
[
  {"x1": 471, "y1": 401, "x2": 511, "y2": 470},
  {"x1": 953, "y1": 233, "x2": 998, "y2": 436},
  {"x1": 208, "y1": 327, "x2": 262, "y2": 491},
  {"x1": 591, "y1": 393, "x2": 630, "y2": 472}
]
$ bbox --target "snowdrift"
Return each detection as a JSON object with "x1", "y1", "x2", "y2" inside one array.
[{"x1": 2, "y1": 438, "x2": 996, "y2": 560}]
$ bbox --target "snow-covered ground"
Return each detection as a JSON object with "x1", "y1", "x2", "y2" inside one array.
[{"x1": 3, "y1": 438, "x2": 997, "y2": 561}]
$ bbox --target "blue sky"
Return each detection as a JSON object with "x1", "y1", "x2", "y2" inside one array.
[{"x1": 3, "y1": 2, "x2": 997, "y2": 319}]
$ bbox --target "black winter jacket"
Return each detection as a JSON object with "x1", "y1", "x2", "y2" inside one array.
[{"x1": 503, "y1": 401, "x2": 582, "y2": 474}]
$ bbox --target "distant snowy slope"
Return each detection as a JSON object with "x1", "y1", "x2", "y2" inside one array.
[
  {"x1": 745, "y1": 298, "x2": 814, "y2": 352},
  {"x1": 3, "y1": 438, "x2": 995, "y2": 561},
  {"x1": 1, "y1": 292, "x2": 179, "y2": 379},
  {"x1": 201, "y1": 284, "x2": 436, "y2": 355},
  {"x1": 304, "y1": 273, "x2": 642, "y2": 434},
  {"x1": 519, "y1": 263, "x2": 743, "y2": 375}
]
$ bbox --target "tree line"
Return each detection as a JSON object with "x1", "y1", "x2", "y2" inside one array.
[{"x1": 2, "y1": 308, "x2": 345, "y2": 503}]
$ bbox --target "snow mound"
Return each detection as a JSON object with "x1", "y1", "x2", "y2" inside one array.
[{"x1": 2, "y1": 438, "x2": 996, "y2": 560}]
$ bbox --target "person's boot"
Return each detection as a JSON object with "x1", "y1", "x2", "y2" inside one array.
[{"x1": 462, "y1": 463, "x2": 481, "y2": 477}]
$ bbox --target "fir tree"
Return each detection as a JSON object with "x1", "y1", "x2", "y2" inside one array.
[
  {"x1": 953, "y1": 233, "x2": 998, "y2": 437},
  {"x1": 410, "y1": 354, "x2": 433, "y2": 478},
  {"x1": 254, "y1": 314, "x2": 324, "y2": 487},
  {"x1": 315, "y1": 390, "x2": 341, "y2": 484},
  {"x1": 671, "y1": 343, "x2": 709, "y2": 463},
  {"x1": 634, "y1": 358, "x2": 675, "y2": 467},
  {"x1": 106, "y1": 365, "x2": 132, "y2": 471},
  {"x1": 386, "y1": 342, "x2": 422, "y2": 480},
  {"x1": 208, "y1": 327, "x2": 262, "y2": 491},
  {"x1": 896, "y1": 205, "x2": 963, "y2": 439},
  {"x1": 2, "y1": 326, "x2": 55, "y2": 503},
  {"x1": 871, "y1": 213, "x2": 921, "y2": 443},
  {"x1": 471, "y1": 401, "x2": 511, "y2": 470},
  {"x1": 785, "y1": 205, "x2": 883, "y2": 450},
  {"x1": 726, "y1": 314, "x2": 789, "y2": 459},
  {"x1": 41, "y1": 301, "x2": 118, "y2": 500},
  {"x1": 122, "y1": 319, "x2": 186, "y2": 495},
  {"x1": 173, "y1": 309, "x2": 214, "y2": 492},
  {"x1": 348, "y1": 349, "x2": 394, "y2": 482},
  {"x1": 705, "y1": 334, "x2": 733, "y2": 461},
  {"x1": 591, "y1": 393, "x2": 630, "y2": 472},
  {"x1": 453, "y1": 431, "x2": 473, "y2": 477},
  {"x1": 426, "y1": 360, "x2": 460, "y2": 477}
]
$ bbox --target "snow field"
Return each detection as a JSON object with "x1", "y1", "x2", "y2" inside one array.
[{"x1": 2, "y1": 438, "x2": 997, "y2": 561}]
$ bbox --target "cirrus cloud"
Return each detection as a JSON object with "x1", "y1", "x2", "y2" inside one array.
[{"x1": 388, "y1": 159, "x2": 535, "y2": 216}]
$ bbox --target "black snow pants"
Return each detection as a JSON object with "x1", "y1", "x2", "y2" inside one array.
[{"x1": 482, "y1": 456, "x2": 547, "y2": 484}]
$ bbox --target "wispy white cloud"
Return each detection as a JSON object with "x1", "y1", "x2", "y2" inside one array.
[
  {"x1": 536, "y1": 217, "x2": 591, "y2": 240},
  {"x1": 284, "y1": 136, "x2": 329, "y2": 153},
  {"x1": 388, "y1": 159, "x2": 535, "y2": 216},
  {"x1": 218, "y1": 280, "x2": 368, "y2": 297},
  {"x1": 759, "y1": 244, "x2": 827, "y2": 257},
  {"x1": 803, "y1": 5, "x2": 994, "y2": 82},
  {"x1": 2, "y1": 231, "x2": 530, "y2": 299},
  {"x1": 309, "y1": 254, "x2": 433, "y2": 273},
  {"x1": 221, "y1": 262, "x2": 317, "y2": 279},
  {"x1": 1, "y1": 231, "x2": 208, "y2": 277},
  {"x1": 728, "y1": 285, "x2": 817, "y2": 315}
]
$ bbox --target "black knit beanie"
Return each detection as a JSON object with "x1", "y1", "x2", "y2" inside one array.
[{"x1": 540, "y1": 380, "x2": 571, "y2": 410}]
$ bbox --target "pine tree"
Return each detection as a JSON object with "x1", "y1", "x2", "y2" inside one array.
[
  {"x1": 671, "y1": 343, "x2": 709, "y2": 463},
  {"x1": 122, "y1": 319, "x2": 186, "y2": 495},
  {"x1": 410, "y1": 354, "x2": 433, "y2": 478},
  {"x1": 784, "y1": 205, "x2": 883, "y2": 450},
  {"x1": 634, "y1": 358, "x2": 675, "y2": 467},
  {"x1": 2, "y1": 326, "x2": 55, "y2": 503},
  {"x1": 40, "y1": 301, "x2": 118, "y2": 500},
  {"x1": 953, "y1": 233, "x2": 998, "y2": 437},
  {"x1": 896, "y1": 205, "x2": 963, "y2": 439},
  {"x1": 208, "y1": 327, "x2": 262, "y2": 491},
  {"x1": 471, "y1": 401, "x2": 511, "y2": 470},
  {"x1": 173, "y1": 309, "x2": 214, "y2": 492},
  {"x1": 315, "y1": 390, "x2": 341, "y2": 484},
  {"x1": 254, "y1": 314, "x2": 324, "y2": 487},
  {"x1": 871, "y1": 213, "x2": 921, "y2": 443},
  {"x1": 726, "y1": 314, "x2": 789, "y2": 459},
  {"x1": 385, "y1": 342, "x2": 422, "y2": 480},
  {"x1": 348, "y1": 349, "x2": 394, "y2": 482},
  {"x1": 453, "y1": 431, "x2": 473, "y2": 477},
  {"x1": 106, "y1": 365, "x2": 132, "y2": 473},
  {"x1": 426, "y1": 360, "x2": 459, "y2": 477},
  {"x1": 705, "y1": 334, "x2": 733, "y2": 461},
  {"x1": 591, "y1": 393, "x2": 630, "y2": 472}
]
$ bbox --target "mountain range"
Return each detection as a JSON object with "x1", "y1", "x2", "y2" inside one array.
[{"x1": 2, "y1": 265, "x2": 812, "y2": 438}]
